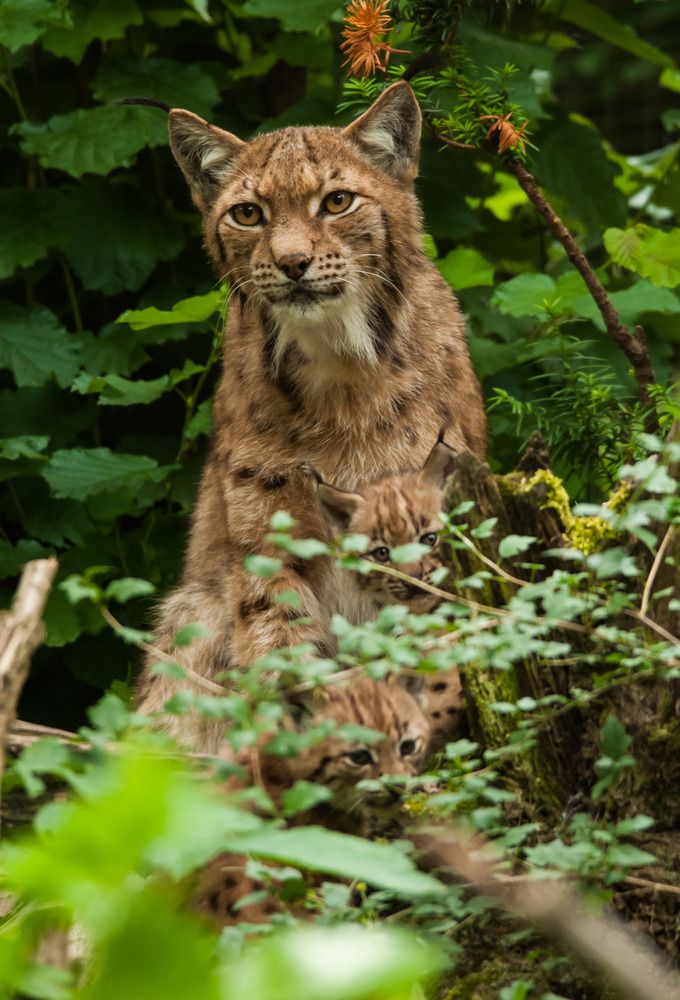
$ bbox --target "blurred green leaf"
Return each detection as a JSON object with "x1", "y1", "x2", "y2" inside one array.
[
  {"x1": 42, "y1": 448, "x2": 163, "y2": 499},
  {"x1": 604, "y1": 225, "x2": 680, "y2": 288},
  {"x1": 41, "y1": 0, "x2": 143, "y2": 62},
  {"x1": 72, "y1": 372, "x2": 171, "y2": 407},
  {"x1": 0, "y1": 304, "x2": 78, "y2": 388},
  {"x1": 0, "y1": 0, "x2": 66, "y2": 51},
  {"x1": 437, "y1": 247, "x2": 494, "y2": 291},
  {"x1": 0, "y1": 188, "x2": 64, "y2": 278},
  {"x1": 546, "y1": 0, "x2": 673, "y2": 67},
  {"x1": 243, "y1": 0, "x2": 340, "y2": 32},
  {"x1": 118, "y1": 290, "x2": 226, "y2": 330}
]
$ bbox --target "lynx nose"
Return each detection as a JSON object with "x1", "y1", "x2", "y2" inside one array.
[{"x1": 277, "y1": 253, "x2": 311, "y2": 281}]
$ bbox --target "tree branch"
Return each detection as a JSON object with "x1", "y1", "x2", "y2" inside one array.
[{"x1": 505, "y1": 158, "x2": 658, "y2": 422}]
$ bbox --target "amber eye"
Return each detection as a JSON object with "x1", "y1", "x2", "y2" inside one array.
[
  {"x1": 420, "y1": 532, "x2": 438, "y2": 547},
  {"x1": 230, "y1": 203, "x2": 263, "y2": 226},
  {"x1": 370, "y1": 546, "x2": 390, "y2": 563},
  {"x1": 400, "y1": 739, "x2": 417, "y2": 757},
  {"x1": 348, "y1": 748, "x2": 374, "y2": 766},
  {"x1": 323, "y1": 191, "x2": 354, "y2": 215}
]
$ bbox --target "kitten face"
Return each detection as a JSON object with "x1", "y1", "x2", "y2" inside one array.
[
  {"x1": 287, "y1": 675, "x2": 431, "y2": 813},
  {"x1": 315, "y1": 439, "x2": 457, "y2": 612}
]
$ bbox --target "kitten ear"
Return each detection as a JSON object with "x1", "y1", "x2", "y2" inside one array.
[
  {"x1": 316, "y1": 481, "x2": 365, "y2": 534},
  {"x1": 420, "y1": 437, "x2": 458, "y2": 489},
  {"x1": 168, "y1": 109, "x2": 245, "y2": 209},
  {"x1": 388, "y1": 670, "x2": 426, "y2": 704},
  {"x1": 343, "y1": 81, "x2": 421, "y2": 181}
]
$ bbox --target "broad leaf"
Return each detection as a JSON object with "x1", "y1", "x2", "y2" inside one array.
[
  {"x1": 41, "y1": 0, "x2": 143, "y2": 63},
  {"x1": 492, "y1": 274, "x2": 557, "y2": 319},
  {"x1": 56, "y1": 183, "x2": 184, "y2": 294},
  {"x1": 14, "y1": 105, "x2": 161, "y2": 178},
  {"x1": 546, "y1": 0, "x2": 673, "y2": 68},
  {"x1": 604, "y1": 225, "x2": 680, "y2": 288},
  {"x1": 0, "y1": 188, "x2": 64, "y2": 278},
  {"x1": 242, "y1": 0, "x2": 341, "y2": 32},
  {"x1": 105, "y1": 578, "x2": 156, "y2": 603},
  {"x1": 222, "y1": 826, "x2": 444, "y2": 897},
  {"x1": 0, "y1": 0, "x2": 66, "y2": 51},
  {"x1": 117, "y1": 290, "x2": 226, "y2": 331},
  {"x1": 0, "y1": 539, "x2": 53, "y2": 580},
  {"x1": 72, "y1": 373, "x2": 171, "y2": 407},
  {"x1": 42, "y1": 448, "x2": 163, "y2": 499},
  {"x1": 94, "y1": 56, "x2": 220, "y2": 120},
  {"x1": 437, "y1": 247, "x2": 494, "y2": 291},
  {"x1": 0, "y1": 304, "x2": 79, "y2": 388}
]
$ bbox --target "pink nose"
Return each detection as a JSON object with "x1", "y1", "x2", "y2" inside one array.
[{"x1": 277, "y1": 253, "x2": 311, "y2": 281}]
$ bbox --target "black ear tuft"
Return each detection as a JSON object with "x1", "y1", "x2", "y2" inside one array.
[
  {"x1": 342, "y1": 81, "x2": 421, "y2": 181},
  {"x1": 168, "y1": 109, "x2": 245, "y2": 209}
]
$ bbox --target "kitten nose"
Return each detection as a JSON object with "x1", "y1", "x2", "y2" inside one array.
[{"x1": 277, "y1": 253, "x2": 311, "y2": 281}]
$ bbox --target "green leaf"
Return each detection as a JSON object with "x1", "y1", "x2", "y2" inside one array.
[
  {"x1": 285, "y1": 538, "x2": 330, "y2": 559},
  {"x1": 390, "y1": 543, "x2": 430, "y2": 564},
  {"x1": 41, "y1": 0, "x2": 143, "y2": 63},
  {"x1": 437, "y1": 247, "x2": 494, "y2": 291},
  {"x1": 604, "y1": 225, "x2": 680, "y2": 288},
  {"x1": 105, "y1": 578, "x2": 155, "y2": 603},
  {"x1": 222, "y1": 926, "x2": 445, "y2": 1000},
  {"x1": 117, "y1": 290, "x2": 226, "y2": 330},
  {"x1": 174, "y1": 623, "x2": 212, "y2": 647},
  {"x1": 492, "y1": 274, "x2": 557, "y2": 319},
  {"x1": 94, "y1": 56, "x2": 220, "y2": 120},
  {"x1": 0, "y1": 436, "x2": 49, "y2": 461},
  {"x1": 60, "y1": 574, "x2": 102, "y2": 606},
  {"x1": 55, "y1": 183, "x2": 184, "y2": 293},
  {"x1": 545, "y1": 0, "x2": 673, "y2": 67},
  {"x1": 185, "y1": 399, "x2": 213, "y2": 441},
  {"x1": 0, "y1": 188, "x2": 64, "y2": 278},
  {"x1": 242, "y1": 0, "x2": 341, "y2": 32},
  {"x1": 601, "y1": 714, "x2": 631, "y2": 760},
  {"x1": 244, "y1": 554, "x2": 282, "y2": 578},
  {"x1": 42, "y1": 448, "x2": 163, "y2": 499},
  {"x1": 14, "y1": 105, "x2": 160, "y2": 178},
  {"x1": 281, "y1": 781, "x2": 332, "y2": 817},
  {"x1": 270, "y1": 510, "x2": 297, "y2": 531},
  {"x1": 607, "y1": 844, "x2": 656, "y2": 868},
  {"x1": 0, "y1": 0, "x2": 66, "y2": 51},
  {"x1": 72, "y1": 373, "x2": 171, "y2": 407},
  {"x1": 498, "y1": 535, "x2": 536, "y2": 559},
  {"x1": 222, "y1": 826, "x2": 444, "y2": 897},
  {"x1": 0, "y1": 539, "x2": 53, "y2": 580},
  {"x1": 14, "y1": 738, "x2": 72, "y2": 799},
  {"x1": 532, "y1": 119, "x2": 626, "y2": 238},
  {"x1": 0, "y1": 304, "x2": 78, "y2": 388}
]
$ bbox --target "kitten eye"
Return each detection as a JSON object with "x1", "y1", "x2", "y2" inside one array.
[
  {"x1": 370, "y1": 546, "x2": 390, "y2": 563},
  {"x1": 347, "y1": 748, "x2": 374, "y2": 766},
  {"x1": 420, "y1": 532, "x2": 438, "y2": 547},
  {"x1": 323, "y1": 191, "x2": 354, "y2": 215},
  {"x1": 230, "y1": 203, "x2": 263, "y2": 226},
  {"x1": 400, "y1": 739, "x2": 418, "y2": 757}
]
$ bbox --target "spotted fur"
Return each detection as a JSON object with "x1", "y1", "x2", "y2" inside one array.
[{"x1": 137, "y1": 82, "x2": 485, "y2": 752}]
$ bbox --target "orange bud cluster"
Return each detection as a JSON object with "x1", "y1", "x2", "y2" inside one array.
[{"x1": 340, "y1": 0, "x2": 403, "y2": 77}]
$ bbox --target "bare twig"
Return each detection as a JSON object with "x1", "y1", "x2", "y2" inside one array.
[
  {"x1": 505, "y1": 158, "x2": 658, "y2": 421},
  {"x1": 415, "y1": 828, "x2": 680, "y2": 1000},
  {"x1": 640, "y1": 525, "x2": 675, "y2": 618},
  {"x1": 0, "y1": 559, "x2": 58, "y2": 822}
]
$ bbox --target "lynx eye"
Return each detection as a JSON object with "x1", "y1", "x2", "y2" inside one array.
[
  {"x1": 420, "y1": 532, "x2": 438, "y2": 547},
  {"x1": 400, "y1": 738, "x2": 417, "y2": 757},
  {"x1": 323, "y1": 190, "x2": 354, "y2": 215},
  {"x1": 230, "y1": 203, "x2": 263, "y2": 226},
  {"x1": 370, "y1": 546, "x2": 390, "y2": 563},
  {"x1": 347, "y1": 748, "x2": 374, "y2": 766}
]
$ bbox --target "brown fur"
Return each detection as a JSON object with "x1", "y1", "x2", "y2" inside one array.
[
  {"x1": 137, "y1": 82, "x2": 485, "y2": 751},
  {"x1": 193, "y1": 674, "x2": 432, "y2": 925}
]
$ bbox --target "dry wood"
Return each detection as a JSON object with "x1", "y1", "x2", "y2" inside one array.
[
  {"x1": 0, "y1": 558, "x2": 58, "y2": 823},
  {"x1": 416, "y1": 828, "x2": 680, "y2": 1000}
]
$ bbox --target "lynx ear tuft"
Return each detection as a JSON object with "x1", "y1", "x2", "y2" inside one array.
[
  {"x1": 420, "y1": 438, "x2": 458, "y2": 488},
  {"x1": 343, "y1": 81, "x2": 421, "y2": 181},
  {"x1": 168, "y1": 109, "x2": 245, "y2": 208},
  {"x1": 316, "y1": 482, "x2": 364, "y2": 534}
]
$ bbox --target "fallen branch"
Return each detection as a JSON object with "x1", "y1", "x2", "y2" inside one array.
[
  {"x1": 415, "y1": 827, "x2": 680, "y2": 1000},
  {"x1": 0, "y1": 559, "x2": 58, "y2": 826}
]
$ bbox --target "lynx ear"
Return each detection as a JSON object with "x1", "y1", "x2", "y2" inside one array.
[
  {"x1": 420, "y1": 438, "x2": 458, "y2": 489},
  {"x1": 343, "y1": 81, "x2": 421, "y2": 181},
  {"x1": 168, "y1": 109, "x2": 245, "y2": 208},
  {"x1": 316, "y1": 482, "x2": 364, "y2": 534},
  {"x1": 388, "y1": 670, "x2": 426, "y2": 704}
]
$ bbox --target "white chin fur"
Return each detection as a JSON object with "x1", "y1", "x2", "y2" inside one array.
[{"x1": 270, "y1": 289, "x2": 377, "y2": 366}]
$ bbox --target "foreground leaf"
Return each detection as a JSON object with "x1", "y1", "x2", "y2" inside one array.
[
  {"x1": 42, "y1": 448, "x2": 163, "y2": 499},
  {"x1": 0, "y1": 304, "x2": 78, "y2": 388},
  {"x1": 604, "y1": 225, "x2": 680, "y2": 288}
]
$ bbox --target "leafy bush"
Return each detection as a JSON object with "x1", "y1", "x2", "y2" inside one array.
[{"x1": 1, "y1": 0, "x2": 680, "y2": 996}]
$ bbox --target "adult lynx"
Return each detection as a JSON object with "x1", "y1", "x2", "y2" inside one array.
[{"x1": 137, "y1": 83, "x2": 485, "y2": 749}]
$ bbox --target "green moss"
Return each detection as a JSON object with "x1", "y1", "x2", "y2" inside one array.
[{"x1": 499, "y1": 469, "x2": 622, "y2": 556}]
